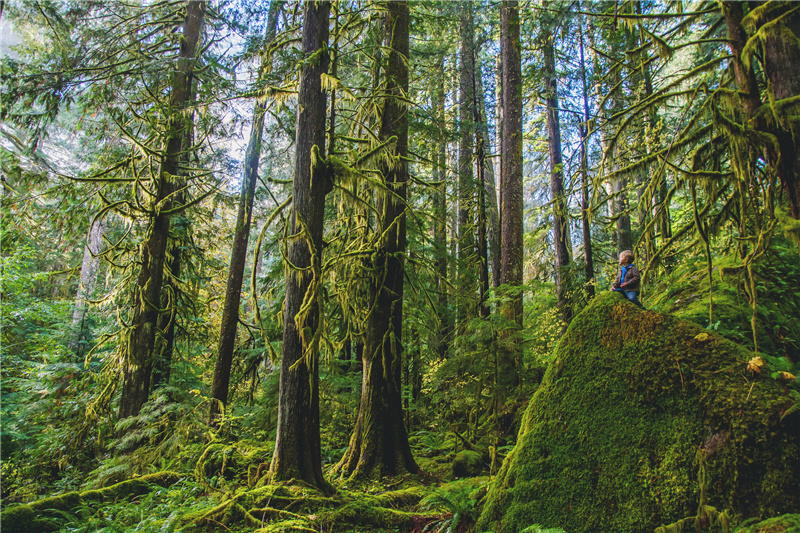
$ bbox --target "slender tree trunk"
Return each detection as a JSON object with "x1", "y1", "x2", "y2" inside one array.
[
  {"x1": 434, "y1": 54, "x2": 450, "y2": 360},
  {"x1": 578, "y1": 23, "x2": 594, "y2": 298},
  {"x1": 474, "y1": 54, "x2": 501, "y2": 289},
  {"x1": 210, "y1": 0, "x2": 282, "y2": 421},
  {"x1": 118, "y1": 0, "x2": 204, "y2": 421},
  {"x1": 71, "y1": 215, "x2": 105, "y2": 356},
  {"x1": 499, "y1": 0, "x2": 523, "y2": 385},
  {"x1": 457, "y1": 2, "x2": 476, "y2": 325},
  {"x1": 269, "y1": 0, "x2": 331, "y2": 491},
  {"x1": 542, "y1": 14, "x2": 573, "y2": 325},
  {"x1": 338, "y1": 0, "x2": 417, "y2": 480}
]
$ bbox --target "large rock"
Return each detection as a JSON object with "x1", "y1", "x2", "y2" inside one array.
[{"x1": 477, "y1": 293, "x2": 800, "y2": 533}]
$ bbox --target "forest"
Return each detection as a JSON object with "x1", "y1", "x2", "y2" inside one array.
[{"x1": 1, "y1": 0, "x2": 800, "y2": 532}]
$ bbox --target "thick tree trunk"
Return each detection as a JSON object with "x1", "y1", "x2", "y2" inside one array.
[
  {"x1": 71, "y1": 215, "x2": 104, "y2": 356},
  {"x1": 210, "y1": 0, "x2": 282, "y2": 421},
  {"x1": 269, "y1": 0, "x2": 331, "y2": 491},
  {"x1": 578, "y1": 23, "x2": 594, "y2": 298},
  {"x1": 760, "y1": 5, "x2": 800, "y2": 219},
  {"x1": 337, "y1": 0, "x2": 417, "y2": 480},
  {"x1": 118, "y1": 1, "x2": 204, "y2": 421},
  {"x1": 457, "y1": 2, "x2": 476, "y2": 325},
  {"x1": 152, "y1": 227, "x2": 182, "y2": 390},
  {"x1": 543, "y1": 19, "x2": 573, "y2": 325}
]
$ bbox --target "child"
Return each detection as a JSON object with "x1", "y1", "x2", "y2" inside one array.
[{"x1": 611, "y1": 250, "x2": 644, "y2": 309}]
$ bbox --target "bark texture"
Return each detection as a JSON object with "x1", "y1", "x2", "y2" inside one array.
[
  {"x1": 457, "y1": 2, "x2": 476, "y2": 324},
  {"x1": 578, "y1": 24, "x2": 594, "y2": 298},
  {"x1": 269, "y1": 0, "x2": 331, "y2": 491},
  {"x1": 118, "y1": 1, "x2": 204, "y2": 420},
  {"x1": 72, "y1": 215, "x2": 105, "y2": 355},
  {"x1": 337, "y1": 0, "x2": 418, "y2": 481},
  {"x1": 499, "y1": 0, "x2": 523, "y2": 327}
]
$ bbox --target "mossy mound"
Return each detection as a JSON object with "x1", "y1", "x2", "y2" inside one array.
[
  {"x1": 733, "y1": 514, "x2": 800, "y2": 532},
  {"x1": 0, "y1": 472, "x2": 182, "y2": 533},
  {"x1": 452, "y1": 450, "x2": 483, "y2": 478},
  {"x1": 477, "y1": 293, "x2": 800, "y2": 533}
]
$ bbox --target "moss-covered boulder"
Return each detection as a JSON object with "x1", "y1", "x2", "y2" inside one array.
[
  {"x1": 733, "y1": 514, "x2": 800, "y2": 532},
  {"x1": 452, "y1": 450, "x2": 483, "y2": 478},
  {"x1": 477, "y1": 293, "x2": 800, "y2": 533}
]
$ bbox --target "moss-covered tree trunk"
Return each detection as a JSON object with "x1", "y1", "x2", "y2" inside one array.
[
  {"x1": 269, "y1": 0, "x2": 331, "y2": 491},
  {"x1": 337, "y1": 0, "x2": 418, "y2": 481},
  {"x1": 210, "y1": 0, "x2": 282, "y2": 420},
  {"x1": 71, "y1": 215, "x2": 104, "y2": 357},
  {"x1": 118, "y1": 0, "x2": 204, "y2": 420},
  {"x1": 499, "y1": 0, "x2": 523, "y2": 385},
  {"x1": 759, "y1": 4, "x2": 800, "y2": 219},
  {"x1": 542, "y1": 10, "x2": 573, "y2": 325}
]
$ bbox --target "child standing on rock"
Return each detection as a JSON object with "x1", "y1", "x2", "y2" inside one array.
[{"x1": 611, "y1": 250, "x2": 645, "y2": 309}]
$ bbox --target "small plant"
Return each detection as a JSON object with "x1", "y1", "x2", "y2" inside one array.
[{"x1": 421, "y1": 479, "x2": 485, "y2": 533}]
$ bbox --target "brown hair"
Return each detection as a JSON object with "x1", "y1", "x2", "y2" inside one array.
[{"x1": 620, "y1": 250, "x2": 635, "y2": 264}]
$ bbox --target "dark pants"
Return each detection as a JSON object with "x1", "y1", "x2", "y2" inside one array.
[{"x1": 614, "y1": 288, "x2": 645, "y2": 309}]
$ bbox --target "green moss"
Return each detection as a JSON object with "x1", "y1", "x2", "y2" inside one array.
[
  {"x1": 255, "y1": 518, "x2": 317, "y2": 532},
  {"x1": 452, "y1": 450, "x2": 483, "y2": 478},
  {"x1": 81, "y1": 471, "x2": 181, "y2": 502},
  {"x1": 0, "y1": 504, "x2": 38, "y2": 533},
  {"x1": 477, "y1": 293, "x2": 800, "y2": 533},
  {"x1": 733, "y1": 513, "x2": 800, "y2": 532},
  {"x1": 26, "y1": 492, "x2": 81, "y2": 512}
]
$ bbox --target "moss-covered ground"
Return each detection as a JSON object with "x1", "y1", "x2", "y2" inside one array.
[{"x1": 477, "y1": 292, "x2": 800, "y2": 533}]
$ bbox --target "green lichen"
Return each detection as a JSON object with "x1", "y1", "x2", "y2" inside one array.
[{"x1": 477, "y1": 292, "x2": 800, "y2": 533}]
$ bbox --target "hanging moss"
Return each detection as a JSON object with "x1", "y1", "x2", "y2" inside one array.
[{"x1": 477, "y1": 293, "x2": 800, "y2": 533}]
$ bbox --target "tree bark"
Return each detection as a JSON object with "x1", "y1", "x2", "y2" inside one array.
[
  {"x1": 210, "y1": 0, "x2": 282, "y2": 421},
  {"x1": 337, "y1": 0, "x2": 418, "y2": 480},
  {"x1": 759, "y1": 4, "x2": 800, "y2": 219},
  {"x1": 457, "y1": 2, "x2": 476, "y2": 325},
  {"x1": 498, "y1": 0, "x2": 523, "y2": 392},
  {"x1": 118, "y1": 0, "x2": 204, "y2": 421},
  {"x1": 542, "y1": 14, "x2": 573, "y2": 325},
  {"x1": 434, "y1": 52, "x2": 450, "y2": 360},
  {"x1": 269, "y1": 0, "x2": 331, "y2": 491},
  {"x1": 71, "y1": 215, "x2": 104, "y2": 357}
]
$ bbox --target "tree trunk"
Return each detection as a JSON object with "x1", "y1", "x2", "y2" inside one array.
[
  {"x1": 497, "y1": 0, "x2": 523, "y2": 401},
  {"x1": 118, "y1": 0, "x2": 204, "y2": 421},
  {"x1": 759, "y1": 5, "x2": 800, "y2": 219},
  {"x1": 457, "y1": 2, "x2": 476, "y2": 325},
  {"x1": 210, "y1": 0, "x2": 282, "y2": 421},
  {"x1": 474, "y1": 54, "x2": 501, "y2": 289},
  {"x1": 269, "y1": 0, "x2": 331, "y2": 492},
  {"x1": 71, "y1": 215, "x2": 104, "y2": 357},
  {"x1": 578, "y1": 22, "x2": 594, "y2": 298},
  {"x1": 337, "y1": 0, "x2": 418, "y2": 480},
  {"x1": 434, "y1": 53, "x2": 450, "y2": 360},
  {"x1": 542, "y1": 15, "x2": 573, "y2": 325}
]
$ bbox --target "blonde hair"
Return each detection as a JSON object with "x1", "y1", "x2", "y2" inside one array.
[{"x1": 620, "y1": 250, "x2": 635, "y2": 263}]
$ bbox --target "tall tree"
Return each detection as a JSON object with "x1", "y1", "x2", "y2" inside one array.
[
  {"x1": 578, "y1": 21, "x2": 594, "y2": 297},
  {"x1": 337, "y1": 0, "x2": 418, "y2": 480},
  {"x1": 210, "y1": 0, "x2": 283, "y2": 421},
  {"x1": 269, "y1": 0, "x2": 331, "y2": 491},
  {"x1": 542, "y1": 4, "x2": 572, "y2": 324},
  {"x1": 457, "y1": 2, "x2": 477, "y2": 324},
  {"x1": 71, "y1": 215, "x2": 105, "y2": 356},
  {"x1": 499, "y1": 0, "x2": 523, "y2": 381},
  {"x1": 118, "y1": 0, "x2": 205, "y2": 420}
]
